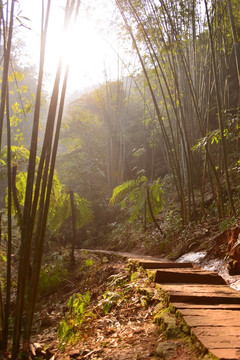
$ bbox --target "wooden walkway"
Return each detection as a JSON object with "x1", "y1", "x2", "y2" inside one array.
[
  {"x1": 138, "y1": 259, "x2": 240, "y2": 360},
  {"x1": 78, "y1": 250, "x2": 240, "y2": 359}
]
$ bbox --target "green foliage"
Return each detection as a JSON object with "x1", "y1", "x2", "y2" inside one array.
[
  {"x1": 109, "y1": 180, "x2": 136, "y2": 209},
  {"x1": 38, "y1": 261, "x2": 68, "y2": 296},
  {"x1": 0, "y1": 251, "x2": 6, "y2": 263},
  {"x1": 101, "y1": 291, "x2": 121, "y2": 314},
  {"x1": 5, "y1": 170, "x2": 63, "y2": 224},
  {"x1": 192, "y1": 113, "x2": 240, "y2": 152},
  {"x1": 0, "y1": 145, "x2": 30, "y2": 164},
  {"x1": 84, "y1": 258, "x2": 94, "y2": 267},
  {"x1": 4, "y1": 171, "x2": 27, "y2": 220},
  {"x1": 48, "y1": 191, "x2": 94, "y2": 233},
  {"x1": 3, "y1": 154, "x2": 93, "y2": 235},
  {"x1": 57, "y1": 292, "x2": 91, "y2": 349},
  {"x1": 191, "y1": 130, "x2": 221, "y2": 152},
  {"x1": 109, "y1": 176, "x2": 164, "y2": 224},
  {"x1": 219, "y1": 217, "x2": 236, "y2": 233}
]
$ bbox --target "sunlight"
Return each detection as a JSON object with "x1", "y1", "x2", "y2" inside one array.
[{"x1": 19, "y1": 0, "x2": 122, "y2": 94}]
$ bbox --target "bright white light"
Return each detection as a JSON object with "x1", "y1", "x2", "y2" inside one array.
[{"x1": 16, "y1": 0, "x2": 125, "y2": 95}]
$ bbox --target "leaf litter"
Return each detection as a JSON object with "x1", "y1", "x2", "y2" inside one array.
[{"x1": 26, "y1": 250, "x2": 199, "y2": 360}]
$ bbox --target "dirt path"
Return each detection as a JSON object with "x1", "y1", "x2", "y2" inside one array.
[{"x1": 75, "y1": 248, "x2": 171, "y2": 262}]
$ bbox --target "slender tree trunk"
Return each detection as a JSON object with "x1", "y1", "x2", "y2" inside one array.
[
  {"x1": 146, "y1": 187, "x2": 164, "y2": 236},
  {"x1": 0, "y1": 283, "x2": 4, "y2": 350},
  {"x1": 11, "y1": 166, "x2": 23, "y2": 228},
  {"x1": 0, "y1": 0, "x2": 15, "y2": 149},
  {"x1": 12, "y1": 0, "x2": 81, "y2": 355},
  {"x1": 12, "y1": 2, "x2": 53, "y2": 355},
  {"x1": 69, "y1": 189, "x2": 77, "y2": 266},
  {"x1": 23, "y1": 63, "x2": 71, "y2": 346},
  {"x1": 3, "y1": 85, "x2": 12, "y2": 351}
]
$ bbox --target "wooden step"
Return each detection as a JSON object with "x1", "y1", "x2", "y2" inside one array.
[
  {"x1": 193, "y1": 327, "x2": 240, "y2": 360},
  {"x1": 179, "y1": 308, "x2": 240, "y2": 326},
  {"x1": 209, "y1": 348, "x2": 240, "y2": 360},
  {"x1": 139, "y1": 261, "x2": 193, "y2": 269},
  {"x1": 159, "y1": 284, "x2": 240, "y2": 304},
  {"x1": 173, "y1": 303, "x2": 240, "y2": 310},
  {"x1": 176, "y1": 306, "x2": 240, "y2": 359},
  {"x1": 155, "y1": 269, "x2": 226, "y2": 285}
]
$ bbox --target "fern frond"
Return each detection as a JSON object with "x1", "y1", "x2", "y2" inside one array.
[
  {"x1": 109, "y1": 180, "x2": 136, "y2": 205},
  {"x1": 48, "y1": 194, "x2": 70, "y2": 232},
  {"x1": 74, "y1": 193, "x2": 94, "y2": 228}
]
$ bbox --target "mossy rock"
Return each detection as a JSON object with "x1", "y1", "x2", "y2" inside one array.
[
  {"x1": 155, "y1": 284, "x2": 170, "y2": 307},
  {"x1": 154, "y1": 306, "x2": 182, "y2": 339},
  {"x1": 156, "y1": 340, "x2": 179, "y2": 358}
]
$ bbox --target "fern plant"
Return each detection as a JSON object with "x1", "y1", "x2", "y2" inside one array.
[
  {"x1": 57, "y1": 291, "x2": 91, "y2": 349},
  {"x1": 5, "y1": 166, "x2": 93, "y2": 234},
  {"x1": 110, "y1": 176, "x2": 165, "y2": 232},
  {"x1": 48, "y1": 191, "x2": 93, "y2": 233}
]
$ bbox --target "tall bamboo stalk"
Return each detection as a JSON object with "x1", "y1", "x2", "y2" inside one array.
[
  {"x1": 227, "y1": 0, "x2": 240, "y2": 88},
  {"x1": 69, "y1": 189, "x2": 77, "y2": 266},
  {"x1": 204, "y1": 0, "x2": 235, "y2": 215},
  {"x1": 0, "y1": 0, "x2": 15, "y2": 149},
  {"x1": 23, "y1": 0, "x2": 80, "y2": 347},
  {"x1": 3, "y1": 84, "x2": 12, "y2": 351},
  {"x1": 12, "y1": 2, "x2": 52, "y2": 356}
]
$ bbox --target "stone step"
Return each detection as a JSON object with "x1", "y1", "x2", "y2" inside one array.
[{"x1": 155, "y1": 269, "x2": 226, "y2": 285}]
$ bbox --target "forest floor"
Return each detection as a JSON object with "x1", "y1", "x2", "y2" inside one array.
[
  {"x1": 21, "y1": 250, "x2": 207, "y2": 360},
  {"x1": 3, "y1": 210, "x2": 240, "y2": 360}
]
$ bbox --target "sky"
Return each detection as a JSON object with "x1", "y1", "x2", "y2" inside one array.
[{"x1": 16, "y1": 0, "x2": 125, "y2": 96}]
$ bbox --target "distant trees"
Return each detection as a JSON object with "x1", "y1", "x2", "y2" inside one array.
[{"x1": 115, "y1": 0, "x2": 240, "y2": 221}]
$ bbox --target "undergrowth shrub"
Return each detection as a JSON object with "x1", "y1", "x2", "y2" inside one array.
[
  {"x1": 38, "y1": 261, "x2": 68, "y2": 296},
  {"x1": 58, "y1": 292, "x2": 91, "y2": 349}
]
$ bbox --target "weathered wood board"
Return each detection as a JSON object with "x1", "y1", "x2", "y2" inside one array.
[
  {"x1": 193, "y1": 326, "x2": 240, "y2": 337},
  {"x1": 139, "y1": 261, "x2": 193, "y2": 269},
  {"x1": 208, "y1": 348, "x2": 240, "y2": 360},
  {"x1": 159, "y1": 284, "x2": 240, "y2": 304},
  {"x1": 147, "y1": 260, "x2": 240, "y2": 359},
  {"x1": 155, "y1": 269, "x2": 226, "y2": 285},
  {"x1": 173, "y1": 303, "x2": 240, "y2": 310}
]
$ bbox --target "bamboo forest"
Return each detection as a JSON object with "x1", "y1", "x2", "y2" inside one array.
[{"x1": 0, "y1": 0, "x2": 240, "y2": 359}]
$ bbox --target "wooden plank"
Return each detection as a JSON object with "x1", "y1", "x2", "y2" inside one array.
[
  {"x1": 193, "y1": 326, "x2": 240, "y2": 337},
  {"x1": 171, "y1": 294, "x2": 240, "y2": 304},
  {"x1": 156, "y1": 268, "x2": 216, "y2": 273},
  {"x1": 160, "y1": 284, "x2": 240, "y2": 304},
  {"x1": 173, "y1": 303, "x2": 240, "y2": 310},
  {"x1": 155, "y1": 269, "x2": 226, "y2": 285},
  {"x1": 153, "y1": 263, "x2": 240, "y2": 359},
  {"x1": 180, "y1": 309, "x2": 240, "y2": 318},
  {"x1": 209, "y1": 348, "x2": 240, "y2": 360},
  {"x1": 160, "y1": 284, "x2": 240, "y2": 297},
  {"x1": 197, "y1": 335, "x2": 240, "y2": 349},
  {"x1": 183, "y1": 314, "x2": 240, "y2": 326},
  {"x1": 140, "y1": 261, "x2": 193, "y2": 269}
]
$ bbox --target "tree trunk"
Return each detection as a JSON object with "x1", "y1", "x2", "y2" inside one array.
[{"x1": 69, "y1": 190, "x2": 77, "y2": 266}]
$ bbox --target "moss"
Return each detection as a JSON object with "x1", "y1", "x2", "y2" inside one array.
[
  {"x1": 146, "y1": 269, "x2": 157, "y2": 282},
  {"x1": 153, "y1": 301, "x2": 219, "y2": 359},
  {"x1": 155, "y1": 284, "x2": 170, "y2": 307},
  {"x1": 126, "y1": 259, "x2": 140, "y2": 272}
]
